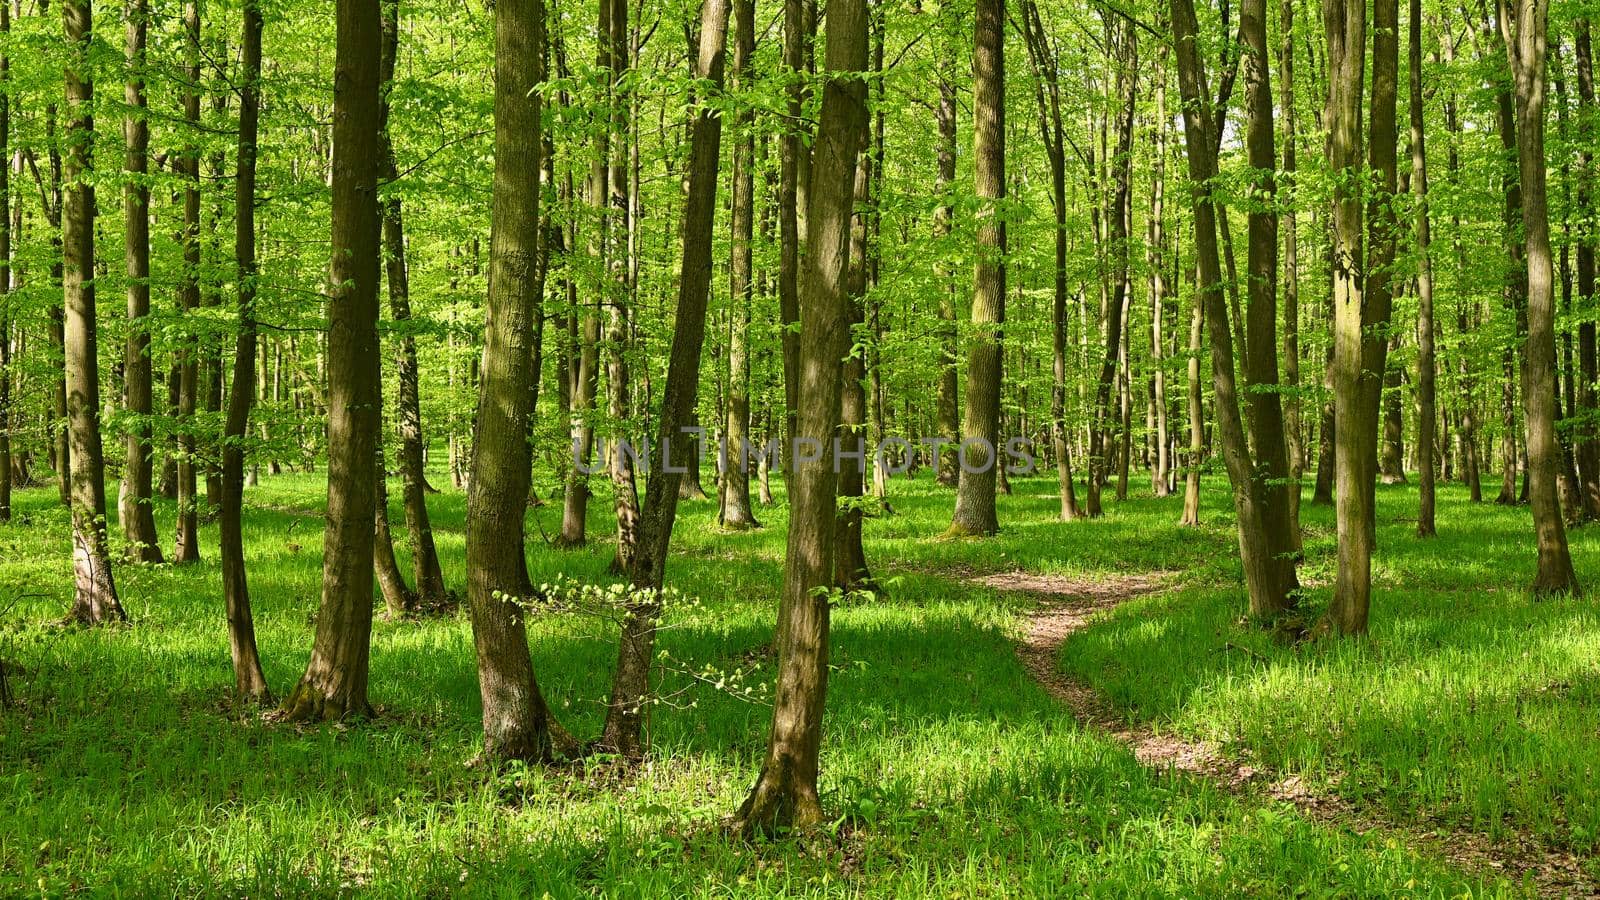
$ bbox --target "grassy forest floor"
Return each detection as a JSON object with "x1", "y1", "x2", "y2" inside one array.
[{"x1": 0, "y1": 465, "x2": 1595, "y2": 895}]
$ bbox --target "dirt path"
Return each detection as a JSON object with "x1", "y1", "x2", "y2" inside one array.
[{"x1": 978, "y1": 570, "x2": 1595, "y2": 898}]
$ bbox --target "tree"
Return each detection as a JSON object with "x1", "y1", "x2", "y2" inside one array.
[
  {"x1": 463, "y1": 0, "x2": 556, "y2": 761},
  {"x1": 173, "y1": 0, "x2": 203, "y2": 564},
  {"x1": 599, "y1": 0, "x2": 734, "y2": 760},
  {"x1": 0, "y1": 0, "x2": 11, "y2": 525},
  {"x1": 1501, "y1": 0, "x2": 1579, "y2": 594},
  {"x1": 722, "y1": 0, "x2": 760, "y2": 531},
  {"x1": 282, "y1": 0, "x2": 384, "y2": 720},
  {"x1": 378, "y1": 0, "x2": 447, "y2": 608},
  {"x1": 1170, "y1": 0, "x2": 1295, "y2": 620},
  {"x1": 945, "y1": 0, "x2": 1005, "y2": 538},
  {"x1": 61, "y1": 0, "x2": 125, "y2": 624},
  {"x1": 735, "y1": 0, "x2": 868, "y2": 830},
  {"x1": 118, "y1": 0, "x2": 161, "y2": 562},
  {"x1": 1411, "y1": 0, "x2": 1437, "y2": 537},
  {"x1": 218, "y1": 0, "x2": 271, "y2": 702},
  {"x1": 1575, "y1": 20, "x2": 1598, "y2": 517}
]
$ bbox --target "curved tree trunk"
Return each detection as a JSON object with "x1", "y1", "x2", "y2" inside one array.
[
  {"x1": 219, "y1": 0, "x2": 271, "y2": 701},
  {"x1": 62, "y1": 0, "x2": 125, "y2": 625},
  {"x1": 377, "y1": 0, "x2": 447, "y2": 606},
  {"x1": 282, "y1": 0, "x2": 384, "y2": 721},
  {"x1": 599, "y1": 0, "x2": 734, "y2": 760},
  {"x1": 735, "y1": 0, "x2": 868, "y2": 831}
]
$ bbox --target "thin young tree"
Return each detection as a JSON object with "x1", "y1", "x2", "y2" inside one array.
[
  {"x1": 1501, "y1": 0, "x2": 1579, "y2": 594},
  {"x1": 599, "y1": 0, "x2": 734, "y2": 760},
  {"x1": 282, "y1": 0, "x2": 384, "y2": 720},
  {"x1": 1411, "y1": 0, "x2": 1437, "y2": 537},
  {"x1": 0, "y1": 0, "x2": 12, "y2": 524},
  {"x1": 218, "y1": 0, "x2": 270, "y2": 702},
  {"x1": 722, "y1": 0, "x2": 760, "y2": 531},
  {"x1": 119, "y1": 0, "x2": 161, "y2": 562},
  {"x1": 173, "y1": 0, "x2": 203, "y2": 563},
  {"x1": 377, "y1": 0, "x2": 447, "y2": 607},
  {"x1": 1575, "y1": 20, "x2": 1597, "y2": 516},
  {"x1": 62, "y1": 0, "x2": 126, "y2": 624},
  {"x1": 735, "y1": 0, "x2": 868, "y2": 830},
  {"x1": 945, "y1": 0, "x2": 1006, "y2": 537}
]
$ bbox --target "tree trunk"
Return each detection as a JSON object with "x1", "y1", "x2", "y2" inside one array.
[
  {"x1": 173, "y1": 0, "x2": 203, "y2": 563},
  {"x1": 118, "y1": 0, "x2": 161, "y2": 562},
  {"x1": 735, "y1": 0, "x2": 867, "y2": 831},
  {"x1": 945, "y1": 0, "x2": 1007, "y2": 538},
  {"x1": 60, "y1": 0, "x2": 125, "y2": 624},
  {"x1": 1181, "y1": 272, "x2": 1204, "y2": 526},
  {"x1": 1171, "y1": 0, "x2": 1293, "y2": 619},
  {"x1": 219, "y1": 0, "x2": 271, "y2": 701},
  {"x1": 282, "y1": 0, "x2": 384, "y2": 720},
  {"x1": 1279, "y1": 0, "x2": 1302, "y2": 541},
  {"x1": 1411, "y1": 0, "x2": 1437, "y2": 536},
  {"x1": 836, "y1": 153, "x2": 872, "y2": 589},
  {"x1": 1019, "y1": 0, "x2": 1080, "y2": 520},
  {"x1": 602, "y1": 0, "x2": 641, "y2": 573},
  {"x1": 1086, "y1": 42, "x2": 1137, "y2": 518},
  {"x1": 777, "y1": 0, "x2": 814, "y2": 479},
  {"x1": 378, "y1": 0, "x2": 447, "y2": 606},
  {"x1": 1575, "y1": 20, "x2": 1599, "y2": 517},
  {"x1": 932, "y1": 39, "x2": 959, "y2": 488},
  {"x1": 463, "y1": 0, "x2": 558, "y2": 762},
  {"x1": 722, "y1": 0, "x2": 760, "y2": 531},
  {"x1": 1503, "y1": 0, "x2": 1579, "y2": 594},
  {"x1": 599, "y1": 0, "x2": 734, "y2": 760},
  {"x1": 1150, "y1": 50, "x2": 1172, "y2": 500},
  {"x1": 0, "y1": 0, "x2": 9, "y2": 525},
  {"x1": 1380, "y1": 352, "x2": 1408, "y2": 483}
]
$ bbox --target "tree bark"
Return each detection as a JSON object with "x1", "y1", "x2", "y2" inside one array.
[
  {"x1": 1171, "y1": 0, "x2": 1294, "y2": 619},
  {"x1": 62, "y1": 0, "x2": 125, "y2": 624},
  {"x1": 735, "y1": 0, "x2": 868, "y2": 831},
  {"x1": 599, "y1": 0, "x2": 734, "y2": 760},
  {"x1": 1181, "y1": 270, "x2": 1204, "y2": 526},
  {"x1": 1502, "y1": 0, "x2": 1579, "y2": 594},
  {"x1": 1575, "y1": 20, "x2": 1599, "y2": 517},
  {"x1": 602, "y1": 0, "x2": 641, "y2": 573},
  {"x1": 836, "y1": 153, "x2": 872, "y2": 589},
  {"x1": 378, "y1": 0, "x2": 447, "y2": 606},
  {"x1": 464, "y1": 0, "x2": 558, "y2": 762},
  {"x1": 932, "y1": 42, "x2": 959, "y2": 487},
  {"x1": 119, "y1": 0, "x2": 161, "y2": 562},
  {"x1": 219, "y1": 0, "x2": 271, "y2": 701},
  {"x1": 722, "y1": 0, "x2": 760, "y2": 531},
  {"x1": 1411, "y1": 0, "x2": 1437, "y2": 536},
  {"x1": 1279, "y1": 0, "x2": 1302, "y2": 541},
  {"x1": 0, "y1": 0, "x2": 9, "y2": 525},
  {"x1": 173, "y1": 0, "x2": 202, "y2": 563},
  {"x1": 282, "y1": 0, "x2": 384, "y2": 720},
  {"x1": 945, "y1": 0, "x2": 1007, "y2": 537}
]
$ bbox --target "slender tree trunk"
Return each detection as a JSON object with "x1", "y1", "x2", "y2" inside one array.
[
  {"x1": 377, "y1": 0, "x2": 447, "y2": 606},
  {"x1": 722, "y1": 0, "x2": 760, "y2": 531},
  {"x1": 777, "y1": 0, "x2": 814, "y2": 478},
  {"x1": 1280, "y1": 0, "x2": 1302, "y2": 541},
  {"x1": 282, "y1": 0, "x2": 384, "y2": 720},
  {"x1": 932, "y1": 65, "x2": 960, "y2": 487},
  {"x1": 118, "y1": 0, "x2": 160, "y2": 562},
  {"x1": 945, "y1": 0, "x2": 1007, "y2": 537},
  {"x1": 0, "y1": 0, "x2": 9, "y2": 525},
  {"x1": 836, "y1": 153, "x2": 872, "y2": 588},
  {"x1": 1181, "y1": 274, "x2": 1204, "y2": 526},
  {"x1": 173, "y1": 0, "x2": 202, "y2": 563},
  {"x1": 1380, "y1": 351, "x2": 1408, "y2": 483},
  {"x1": 1411, "y1": 0, "x2": 1437, "y2": 536},
  {"x1": 219, "y1": 0, "x2": 270, "y2": 701},
  {"x1": 1086, "y1": 41, "x2": 1137, "y2": 517},
  {"x1": 62, "y1": 0, "x2": 125, "y2": 624},
  {"x1": 602, "y1": 0, "x2": 641, "y2": 573},
  {"x1": 1171, "y1": 0, "x2": 1293, "y2": 619},
  {"x1": 599, "y1": 0, "x2": 733, "y2": 759},
  {"x1": 1575, "y1": 20, "x2": 1599, "y2": 517},
  {"x1": 735, "y1": 0, "x2": 867, "y2": 830},
  {"x1": 1150, "y1": 54, "x2": 1172, "y2": 499},
  {"x1": 1019, "y1": 0, "x2": 1080, "y2": 520},
  {"x1": 1503, "y1": 0, "x2": 1579, "y2": 594}
]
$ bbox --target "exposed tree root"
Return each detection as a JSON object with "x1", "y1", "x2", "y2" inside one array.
[{"x1": 980, "y1": 570, "x2": 1595, "y2": 898}]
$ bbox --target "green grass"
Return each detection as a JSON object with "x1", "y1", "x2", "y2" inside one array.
[
  {"x1": 0, "y1": 465, "x2": 1558, "y2": 895},
  {"x1": 1061, "y1": 479, "x2": 1600, "y2": 866}
]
